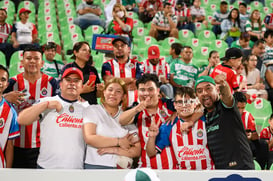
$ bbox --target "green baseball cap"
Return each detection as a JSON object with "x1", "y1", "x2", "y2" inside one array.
[{"x1": 194, "y1": 76, "x2": 216, "y2": 90}]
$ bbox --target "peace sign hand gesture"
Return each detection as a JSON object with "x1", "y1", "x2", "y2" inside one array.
[{"x1": 149, "y1": 116, "x2": 161, "y2": 138}]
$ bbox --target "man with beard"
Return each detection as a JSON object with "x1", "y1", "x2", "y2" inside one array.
[
  {"x1": 101, "y1": 36, "x2": 142, "y2": 106},
  {"x1": 119, "y1": 73, "x2": 202, "y2": 169},
  {"x1": 73, "y1": 0, "x2": 106, "y2": 30},
  {"x1": 170, "y1": 46, "x2": 198, "y2": 89},
  {"x1": 195, "y1": 75, "x2": 254, "y2": 169}
]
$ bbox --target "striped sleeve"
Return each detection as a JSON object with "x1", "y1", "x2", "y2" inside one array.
[
  {"x1": 245, "y1": 20, "x2": 252, "y2": 31},
  {"x1": 8, "y1": 105, "x2": 20, "y2": 139}
]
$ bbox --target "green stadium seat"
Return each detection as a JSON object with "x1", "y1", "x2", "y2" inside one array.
[
  {"x1": 0, "y1": 51, "x2": 7, "y2": 67},
  {"x1": 254, "y1": 160, "x2": 261, "y2": 170},
  {"x1": 17, "y1": 1, "x2": 36, "y2": 23},
  {"x1": 194, "y1": 22, "x2": 207, "y2": 37},
  {"x1": 127, "y1": 11, "x2": 139, "y2": 20},
  {"x1": 265, "y1": 0, "x2": 273, "y2": 9},
  {"x1": 137, "y1": 36, "x2": 158, "y2": 58},
  {"x1": 0, "y1": 0, "x2": 15, "y2": 24},
  {"x1": 185, "y1": 38, "x2": 206, "y2": 49},
  {"x1": 92, "y1": 52, "x2": 105, "y2": 72},
  {"x1": 178, "y1": 29, "x2": 195, "y2": 45},
  {"x1": 133, "y1": 19, "x2": 144, "y2": 28},
  {"x1": 210, "y1": 39, "x2": 229, "y2": 58},
  {"x1": 84, "y1": 25, "x2": 104, "y2": 43},
  {"x1": 192, "y1": 46, "x2": 210, "y2": 68},
  {"x1": 40, "y1": 32, "x2": 61, "y2": 47},
  {"x1": 205, "y1": 3, "x2": 217, "y2": 16},
  {"x1": 9, "y1": 62, "x2": 24, "y2": 77},
  {"x1": 160, "y1": 37, "x2": 180, "y2": 56},
  {"x1": 250, "y1": 1, "x2": 264, "y2": 11},
  {"x1": 197, "y1": 30, "x2": 216, "y2": 47},
  {"x1": 10, "y1": 50, "x2": 23, "y2": 67},
  {"x1": 245, "y1": 98, "x2": 273, "y2": 133}
]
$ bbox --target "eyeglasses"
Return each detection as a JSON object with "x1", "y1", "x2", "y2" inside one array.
[{"x1": 175, "y1": 99, "x2": 196, "y2": 105}]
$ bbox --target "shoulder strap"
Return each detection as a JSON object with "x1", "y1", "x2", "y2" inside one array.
[{"x1": 53, "y1": 60, "x2": 60, "y2": 76}]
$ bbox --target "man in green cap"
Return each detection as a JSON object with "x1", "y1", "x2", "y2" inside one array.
[{"x1": 195, "y1": 75, "x2": 254, "y2": 170}]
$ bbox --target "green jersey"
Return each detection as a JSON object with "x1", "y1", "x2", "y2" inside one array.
[
  {"x1": 41, "y1": 59, "x2": 64, "y2": 78},
  {"x1": 170, "y1": 59, "x2": 199, "y2": 87}
]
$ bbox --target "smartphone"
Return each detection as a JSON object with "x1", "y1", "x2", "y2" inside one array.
[{"x1": 88, "y1": 75, "x2": 96, "y2": 86}]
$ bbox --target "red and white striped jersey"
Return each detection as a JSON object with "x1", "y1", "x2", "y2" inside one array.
[
  {"x1": 0, "y1": 23, "x2": 12, "y2": 43},
  {"x1": 102, "y1": 58, "x2": 143, "y2": 106},
  {"x1": 6, "y1": 73, "x2": 58, "y2": 148},
  {"x1": 0, "y1": 98, "x2": 20, "y2": 168},
  {"x1": 142, "y1": 58, "x2": 170, "y2": 80},
  {"x1": 241, "y1": 111, "x2": 256, "y2": 131},
  {"x1": 156, "y1": 117, "x2": 214, "y2": 170},
  {"x1": 134, "y1": 99, "x2": 177, "y2": 169},
  {"x1": 260, "y1": 126, "x2": 273, "y2": 151}
]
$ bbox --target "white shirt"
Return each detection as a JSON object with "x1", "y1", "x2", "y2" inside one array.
[
  {"x1": 37, "y1": 95, "x2": 86, "y2": 169},
  {"x1": 83, "y1": 104, "x2": 129, "y2": 167}
]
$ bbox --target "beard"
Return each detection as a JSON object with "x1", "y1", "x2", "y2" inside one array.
[{"x1": 116, "y1": 55, "x2": 124, "y2": 59}]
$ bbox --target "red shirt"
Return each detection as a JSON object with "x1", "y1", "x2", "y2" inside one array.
[
  {"x1": 241, "y1": 111, "x2": 256, "y2": 131},
  {"x1": 210, "y1": 64, "x2": 239, "y2": 94}
]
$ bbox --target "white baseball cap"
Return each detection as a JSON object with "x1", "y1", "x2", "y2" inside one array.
[{"x1": 124, "y1": 168, "x2": 160, "y2": 181}]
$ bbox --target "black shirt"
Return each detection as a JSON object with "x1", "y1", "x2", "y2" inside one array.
[
  {"x1": 61, "y1": 62, "x2": 101, "y2": 105},
  {"x1": 204, "y1": 99, "x2": 254, "y2": 169}
]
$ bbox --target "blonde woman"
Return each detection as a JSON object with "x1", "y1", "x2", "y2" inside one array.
[
  {"x1": 83, "y1": 78, "x2": 141, "y2": 169},
  {"x1": 107, "y1": 4, "x2": 134, "y2": 38}
]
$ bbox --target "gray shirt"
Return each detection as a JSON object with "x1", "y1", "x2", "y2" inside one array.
[{"x1": 77, "y1": 2, "x2": 100, "y2": 18}]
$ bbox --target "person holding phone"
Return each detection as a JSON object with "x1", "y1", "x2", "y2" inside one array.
[{"x1": 61, "y1": 41, "x2": 103, "y2": 105}]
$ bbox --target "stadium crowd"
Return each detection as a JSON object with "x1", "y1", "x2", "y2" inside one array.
[{"x1": 1, "y1": 0, "x2": 273, "y2": 171}]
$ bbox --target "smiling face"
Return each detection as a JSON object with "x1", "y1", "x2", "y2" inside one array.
[
  {"x1": 21, "y1": 51, "x2": 44, "y2": 75},
  {"x1": 196, "y1": 82, "x2": 218, "y2": 112},
  {"x1": 0, "y1": 69, "x2": 8, "y2": 95},
  {"x1": 137, "y1": 80, "x2": 159, "y2": 108},
  {"x1": 103, "y1": 83, "x2": 125, "y2": 107},
  {"x1": 44, "y1": 48, "x2": 56, "y2": 62},
  {"x1": 174, "y1": 94, "x2": 196, "y2": 118},
  {"x1": 60, "y1": 73, "x2": 83, "y2": 100}
]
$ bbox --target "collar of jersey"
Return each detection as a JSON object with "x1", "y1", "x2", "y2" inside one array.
[{"x1": 58, "y1": 94, "x2": 78, "y2": 103}]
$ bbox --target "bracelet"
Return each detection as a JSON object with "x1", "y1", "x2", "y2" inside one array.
[{"x1": 117, "y1": 137, "x2": 120, "y2": 147}]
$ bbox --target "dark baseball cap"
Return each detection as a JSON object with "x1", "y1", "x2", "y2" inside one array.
[
  {"x1": 112, "y1": 36, "x2": 130, "y2": 46},
  {"x1": 220, "y1": 48, "x2": 242, "y2": 61}
]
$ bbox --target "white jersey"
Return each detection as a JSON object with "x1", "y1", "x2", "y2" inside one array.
[
  {"x1": 83, "y1": 104, "x2": 129, "y2": 167},
  {"x1": 37, "y1": 95, "x2": 86, "y2": 169}
]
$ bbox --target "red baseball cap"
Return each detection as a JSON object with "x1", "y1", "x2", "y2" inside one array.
[
  {"x1": 148, "y1": 46, "x2": 160, "y2": 59},
  {"x1": 19, "y1": 8, "x2": 31, "y2": 15},
  {"x1": 62, "y1": 67, "x2": 83, "y2": 81}
]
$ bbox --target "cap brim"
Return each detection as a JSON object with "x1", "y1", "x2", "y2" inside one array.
[
  {"x1": 220, "y1": 57, "x2": 228, "y2": 61},
  {"x1": 112, "y1": 38, "x2": 129, "y2": 46},
  {"x1": 148, "y1": 55, "x2": 160, "y2": 59}
]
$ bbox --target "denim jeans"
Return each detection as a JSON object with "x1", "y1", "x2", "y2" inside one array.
[{"x1": 74, "y1": 17, "x2": 106, "y2": 30}]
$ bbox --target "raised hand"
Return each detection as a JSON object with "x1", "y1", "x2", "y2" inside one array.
[{"x1": 149, "y1": 116, "x2": 160, "y2": 138}]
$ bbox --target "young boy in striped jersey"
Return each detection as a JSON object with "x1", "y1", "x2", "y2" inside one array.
[
  {"x1": 0, "y1": 65, "x2": 20, "y2": 168},
  {"x1": 146, "y1": 86, "x2": 214, "y2": 170}
]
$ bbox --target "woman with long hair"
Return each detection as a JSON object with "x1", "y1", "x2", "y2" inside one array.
[
  {"x1": 242, "y1": 54, "x2": 267, "y2": 99},
  {"x1": 245, "y1": 10, "x2": 266, "y2": 42},
  {"x1": 220, "y1": 8, "x2": 244, "y2": 47},
  {"x1": 107, "y1": 3, "x2": 134, "y2": 38},
  {"x1": 61, "y1": 41, "x2": 102, "y2": 105},
  {"x1": 83, "y1": 78, "x2": 141, "y2": 169}
]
